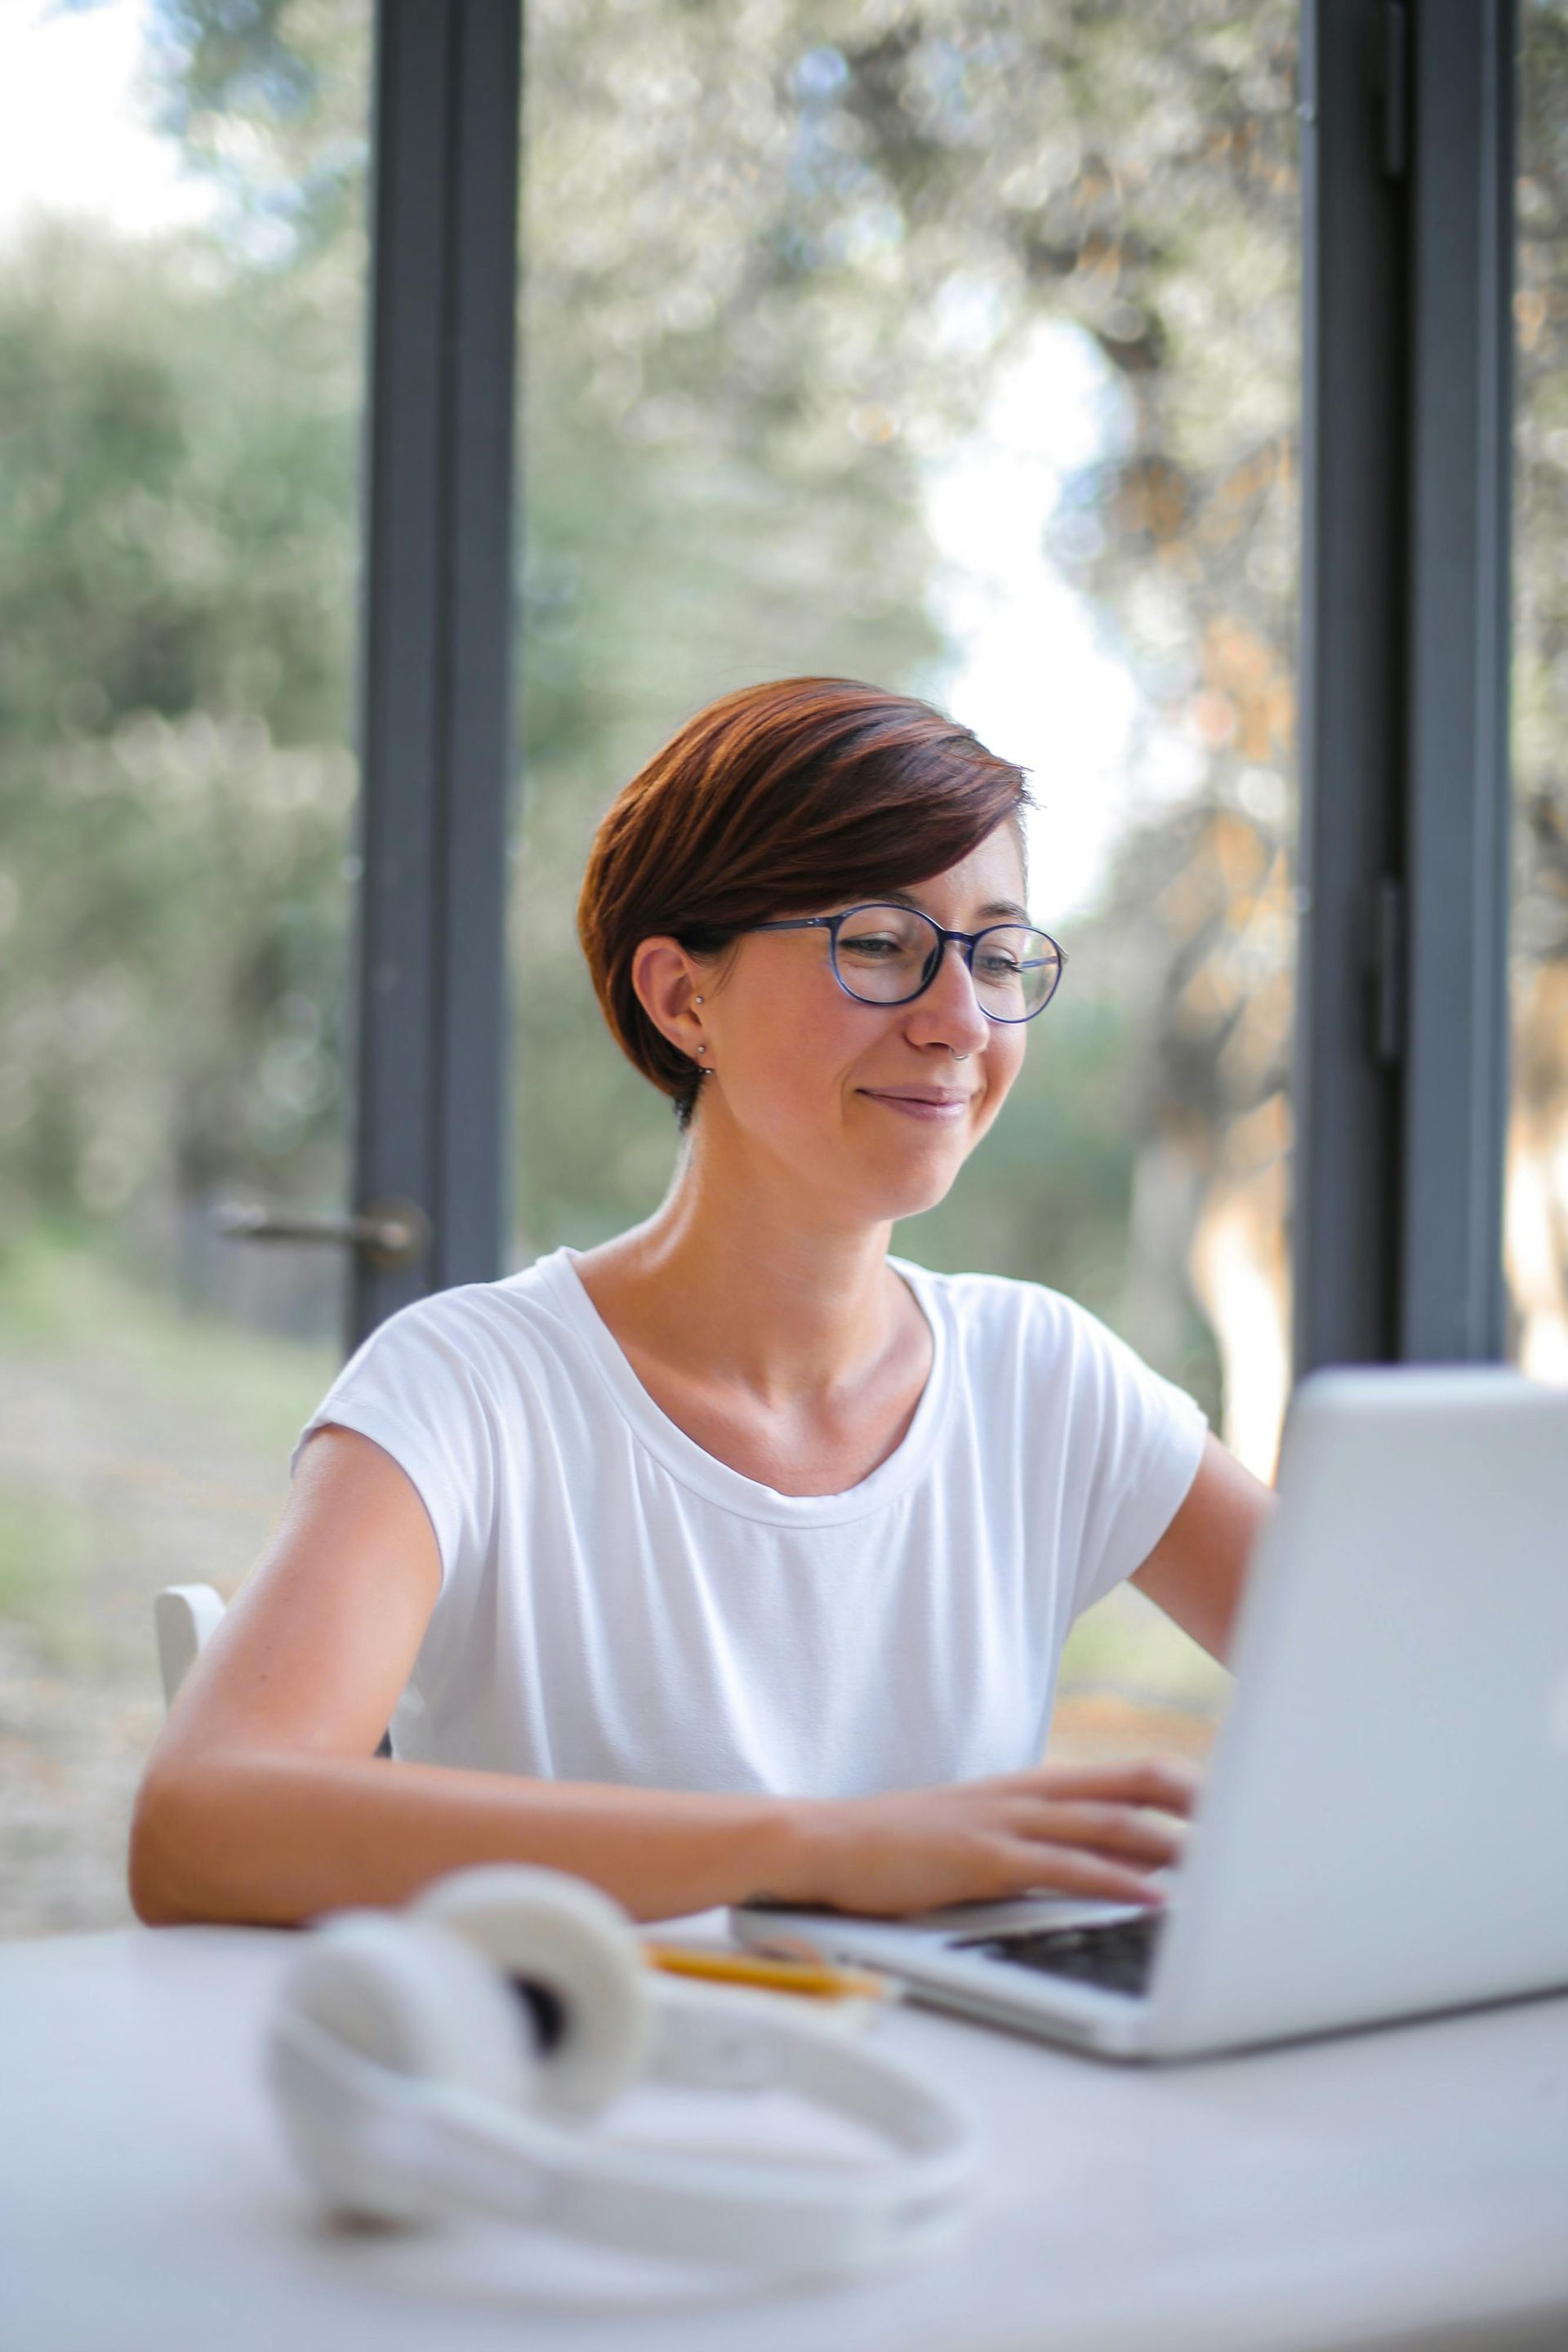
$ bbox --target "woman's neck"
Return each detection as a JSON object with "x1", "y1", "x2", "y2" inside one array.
[{"x1": 573, "y1": 1134, "x2": 912, "y2": 1410}]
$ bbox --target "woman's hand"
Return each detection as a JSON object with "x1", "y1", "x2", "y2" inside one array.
[{"x1": 782, "y1": 1757, "x2": 1202, "y2": 1918}]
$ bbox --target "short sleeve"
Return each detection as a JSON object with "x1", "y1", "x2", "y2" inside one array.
[
  {"x1": 1057, "y1": 1301, "x2": 1209, "y2": 1620},
  {"x1": 291, "y1": 1292, "x2": 500, "y2": 1592}
]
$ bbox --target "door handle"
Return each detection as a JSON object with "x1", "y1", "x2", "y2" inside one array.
[{"x1": 211, "y1": 1196, "x2": 432, "y2": 1272}]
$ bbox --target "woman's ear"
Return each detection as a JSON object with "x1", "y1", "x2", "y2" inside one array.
[{"x1": 630, "y1": 937, "x2": 706, "y2": 1061}]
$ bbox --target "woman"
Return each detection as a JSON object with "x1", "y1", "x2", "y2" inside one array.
[{"x1": 131, "y1": 678, "x2": 1272, "y2": 1929}]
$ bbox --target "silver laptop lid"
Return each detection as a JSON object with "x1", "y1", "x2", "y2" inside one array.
[{"x1": 1146, "y1": 1365, "x2": 1568, "y2": 2057}]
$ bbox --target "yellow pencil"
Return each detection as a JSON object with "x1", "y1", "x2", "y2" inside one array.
[{"x1": 642, "y1": 1940, "x2": 892, "y2": 2001}]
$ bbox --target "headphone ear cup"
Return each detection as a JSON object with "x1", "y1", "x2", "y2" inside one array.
[
  {"x1": 270, "y1": 1912, "x2": 538, "y2": 2225},
  {"x1": 412, "y1": 1864, "x2": 653, "y2": 2119}
]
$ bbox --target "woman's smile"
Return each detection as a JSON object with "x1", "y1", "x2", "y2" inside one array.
[{"x1": 857, "y1": 1084, "x2": 976, "y2": 1122}]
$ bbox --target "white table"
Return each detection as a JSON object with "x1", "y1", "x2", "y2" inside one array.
[{"x1": 2, "y1": 1920, "x2": 1566, "y2": 2352}]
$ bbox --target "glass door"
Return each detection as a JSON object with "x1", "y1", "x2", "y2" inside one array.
[{"x1": 0, "y1": 0, "x2": 373, "y2": 1934}]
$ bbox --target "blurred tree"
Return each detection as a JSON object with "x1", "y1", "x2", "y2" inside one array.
[
  {"x1": 0, "y1": 218, "x2": 361, "y2": 1287},
  {"x1": 1508, "y1": 0, "x2": 1568, "y2": 1378}
]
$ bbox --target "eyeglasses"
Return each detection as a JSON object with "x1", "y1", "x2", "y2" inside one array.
[{"x1": 743, "y1": 902, "x2": 1066, "y2": 1023}]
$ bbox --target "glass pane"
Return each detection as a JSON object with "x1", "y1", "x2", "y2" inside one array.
[
  {"x1": 1508, "y1": 0, "x2": 1568, "y2": 1384},
  {"x1": 519, "y1": 1, "x2": 1300, "y2": 1759},
  {"x1": 0, "y1": 0, "x2": 371, "y2": 1934}
]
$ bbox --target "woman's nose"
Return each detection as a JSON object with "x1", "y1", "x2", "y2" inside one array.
[{"x1": 906, "y1": 938, "x2": 991, "y2": 1055}]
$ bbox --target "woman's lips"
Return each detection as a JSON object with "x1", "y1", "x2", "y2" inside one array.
[{"x1": 858, "y1": 1088, "x2": 974, "y2": 1122}]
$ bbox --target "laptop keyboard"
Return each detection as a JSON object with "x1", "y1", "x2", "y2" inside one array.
[{"x1": 950, "y1": 1908, "x2": 1165, "y2": 1998}]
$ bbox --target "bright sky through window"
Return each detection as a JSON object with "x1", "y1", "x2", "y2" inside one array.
[{"x1": 0, "y1": 0, "x2": 217, "y2": 250}]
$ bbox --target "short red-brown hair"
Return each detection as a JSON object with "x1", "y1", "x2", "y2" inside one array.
[{"x1": 577, "y1": 677, "x2": 1031, "y2": 1126}]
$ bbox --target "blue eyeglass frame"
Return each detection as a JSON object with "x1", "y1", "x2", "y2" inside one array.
[{"x1": 742, "y1": 903, "x2": 1067, "y2": 1022}]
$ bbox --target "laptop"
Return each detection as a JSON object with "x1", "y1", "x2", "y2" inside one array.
[{"x1": 732, "y1": 1366, "x2": 1568, "y2": 2062}]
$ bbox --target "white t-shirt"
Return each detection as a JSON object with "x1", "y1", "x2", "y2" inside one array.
[{"x1": 292, "y1": 1249, "x2": 1207, "y2": 1797}]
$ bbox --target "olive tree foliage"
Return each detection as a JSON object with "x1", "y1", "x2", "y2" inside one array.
[
  {"x1": 1517, "y1": 1, "x2": 1568, "y2": 924},
  {"x1": 0, "y1": 224, "x2": 363, "y2": 1259},
  {"x1": 1511, "y1": 0, "x2": 1568, "y2": 1367}
]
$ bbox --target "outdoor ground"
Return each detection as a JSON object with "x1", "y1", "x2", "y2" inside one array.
[{"x1": 0, "y1": 1241, "x2": 1227, "y2": 1940}]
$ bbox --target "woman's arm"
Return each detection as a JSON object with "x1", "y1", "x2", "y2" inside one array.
[
  {"x1": 128, "y1": 1427, "x2": 808, "y2": 1927},
  {"x1": 1128, "y1": 1432, "x2": 1275, "y2": 1667},
  {"x1": 131, "y1": 1426, "x2": 1200, "y2": 1927}
]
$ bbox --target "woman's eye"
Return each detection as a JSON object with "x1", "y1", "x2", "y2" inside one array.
[
  {"x1": 977, "y1": 954, "x2": 1022, "y2": 981},
  {"x1": 841, "y1": 933, "x2": 907, "y2": 959}
]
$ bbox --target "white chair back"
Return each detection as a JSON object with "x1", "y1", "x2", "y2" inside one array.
[{"x1": 154, "y1": 1584, "x2": 228, "y2": 1707}]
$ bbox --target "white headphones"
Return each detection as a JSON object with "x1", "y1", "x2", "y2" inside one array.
[{"x1": 266, "y1": 1864, "x2": 975, "y2": 2278}]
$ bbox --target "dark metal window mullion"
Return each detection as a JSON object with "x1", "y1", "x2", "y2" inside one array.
[
  {"x1": 1293, "y1": 0, "x2": 1410, "y2": 1375},
  {"x1": 435, "y1": 0, "x2": 520, "y2": 1313},
  {"x1": 1294, "y1": 0, "x2": 1515, "y2": 1375},
  {"x1": 1398, "y1": 0, "x2": 1516, "y2": 1361},
  {"x1": 350, "y1": 0, "x2": 522, "y2": 1350}
]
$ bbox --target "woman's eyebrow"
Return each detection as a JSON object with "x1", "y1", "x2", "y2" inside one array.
[{"x1": 880, "y1": 890, "x2": 1032, "y2": 924}]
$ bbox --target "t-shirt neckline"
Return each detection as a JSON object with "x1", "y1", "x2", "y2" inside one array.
[{"x1": 526, "y1": 1245, "x2": 954, "y2": 1527}]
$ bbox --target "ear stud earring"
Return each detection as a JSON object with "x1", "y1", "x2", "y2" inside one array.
[{"x1": 692, "y1": 998, "x2": 712, "y2": 1074}]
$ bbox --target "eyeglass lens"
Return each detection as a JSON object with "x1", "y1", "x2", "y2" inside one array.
[{"x1": 832, "y1": 904, "x2": 1060, "y2": 1019}]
